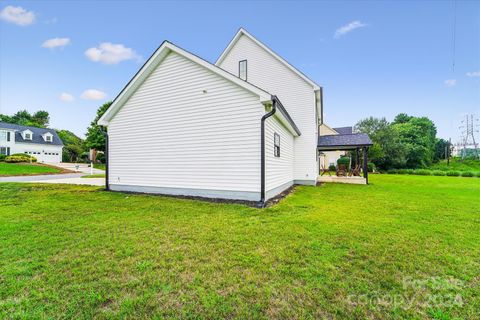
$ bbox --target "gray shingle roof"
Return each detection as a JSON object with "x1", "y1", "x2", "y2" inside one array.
[
  {"x1": 0, "y1": 122, "x2": 64, "y2": 146},
  {"x1": 318, "y1": 133, "x2": 372, "y2": 149},
  {"x1": 333, "y1": 126, "x2": 353, "y2": 135}
]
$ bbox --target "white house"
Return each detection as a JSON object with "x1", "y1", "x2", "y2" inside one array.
[
  {"x1": 98, "y1": 28, "x2": 371, "y2": 205},
  {"x1": 0, "y1": 122, "x2": 63, "y2": 163}
]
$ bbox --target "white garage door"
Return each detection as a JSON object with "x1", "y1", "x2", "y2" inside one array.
[{"x1": 41, "y1": 151, "x2": 60, "y2": 163}]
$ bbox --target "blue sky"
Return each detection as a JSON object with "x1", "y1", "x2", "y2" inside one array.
[{"x1": 1, "y1": 1, "x2": 479, "y2": 142}]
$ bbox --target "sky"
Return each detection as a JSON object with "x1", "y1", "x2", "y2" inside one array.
[{"x1": 0, "y1": 1, "x2": 479, "y2": 142}]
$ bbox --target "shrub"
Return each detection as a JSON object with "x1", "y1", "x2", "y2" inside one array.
[
  {"x1": 405, "y1": 169, "x2": 414, "y2": 174},
  {"x1": 337, "y1": 156, "x2": 350, "y2": 169},
  {"x1": 6, "y1": 156, "x2": 30, "y2": 163},
  {"x1": 413, "y1": 169, "x2": 432, "y2": 176},
  {"x1": 397, "y1": 169, "x2": 409, "y2": 174},
  {"x1": 476, "y1": 172, "x2": 480, "y2": 178},
  {"x1": 446, "y1": 171, "x2": 460, "y2": 177},
  {"x1": 432, "y1": 170, "x2": 446, "y2": 176},
  {"x1": 0, "y1": 154, "x2": 6, "y2": 162},
  {"x1": 8, "y1": 153, "x2": 37, "y2": 162},
  {"x1": 367, "y1": 162, "x2": 376, "y2": 172},
  {"x1": 328, "y1": 164, "x2": 336, "y2": 171},
  {"x1": 387, "y1": 169, "x2": 398, "y2": 174},
  {"x1": 461, "y1": 171, "x2": 475, "y2": 177}
]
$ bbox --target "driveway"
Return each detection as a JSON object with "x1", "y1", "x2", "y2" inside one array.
[{"x1": 0, "y1": 173, "x2": 105, "y2": 186}]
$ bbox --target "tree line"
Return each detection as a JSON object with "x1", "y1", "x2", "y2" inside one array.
[{"x1": 355, "y1": 113, "x2": 451, "y2": 170}]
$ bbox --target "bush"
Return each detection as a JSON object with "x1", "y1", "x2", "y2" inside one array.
[
  {"x1": 446, "y1": 171, "x2": 461, "y2": 177},
  {"x1": 413, "y1": 169, "x2": 432, "y2": 176},
  {"x1": 387, "y1": 169, "x2": 398, "y2": 174},
  {"x1": 337, "y1": 156, "x2": 350, "y2": 171},
  {"x1": 367, "y1": 162, "x2": 376, "y2": 172},
  {"x1": 405, "y1": 169, "x2": 414, "y2": 174},
  {"x1": 328, "y1": 164, "x2": 336, "y2": 171},
  {"x1": 5, "y1": 155, "x2": 33, "y2": 163},
  {"x1": 432, "y1": 170, "x2": 446, "y2": 176},
  {"x1": 0, "y1": 154, "x2": 6, "y2": 162},
  {"x1": 397, "y1": 169, "x2": 409, "y2": 174},
  {"x1": 461, "y1": 171, "x2": 475, "y2": 177},
  {"x1": 337, "y1": 156, "x2": 350, "y2": 167}
]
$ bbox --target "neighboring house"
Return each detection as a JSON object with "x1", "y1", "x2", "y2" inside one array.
[
  {"x1": 319, "y1": 125, "x2": 354, "y2": 168},
  {"x1": 0, "y1": 122, "x2": 63, "y2": 163},
  {"x1": 98, "y1": 28, "x2": 370, "y2": 205}
]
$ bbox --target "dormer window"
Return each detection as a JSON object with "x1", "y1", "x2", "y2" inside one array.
[
  {"x1": 43, "y1": 132, "x2": 53, "y2": 142},
  {"x1": 22, "y1": 130, "x2": 33, "y2": 140},
  {"x1": 239, "y1": 60, "x2": 247, "y2": 81}
]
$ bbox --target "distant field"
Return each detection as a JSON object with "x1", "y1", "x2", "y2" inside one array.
[
  {"x1": 429, "y1": 159, "x2": 480, "y2": 173},
  {"x1": 0, "y1": 163, "x2": 61, "y2": 176}
]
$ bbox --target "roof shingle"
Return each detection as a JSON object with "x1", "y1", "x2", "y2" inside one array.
[{"x1": 318, "y1": 133, "x2": 372, "y2": 149}]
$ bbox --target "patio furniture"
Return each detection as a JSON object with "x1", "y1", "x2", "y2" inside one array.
[
  {"x1": 320, "y1": 165, "x2": 331, "y2": 176},
  {"x1": 336, "y1": 164, "x2": 347, "y2": 176},
  {"x1": 349, "y1": 164, "x2": 361, "y2": 177}
]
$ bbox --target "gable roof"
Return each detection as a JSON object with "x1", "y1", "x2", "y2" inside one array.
[
  {"x1": 216, "y1": 28, "x2": 321, "y2": 90},
  {"x1": 0, "y1": 122, "x2": 64, "y2": 146},
  {"x1": 98, "y1": 41, "x2": 273, "y2": 126},
  {"x1": 333, "y1": 126, "x2": 353, "y2": 135}
]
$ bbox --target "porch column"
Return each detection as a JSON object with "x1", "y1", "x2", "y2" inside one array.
[{"x1": 363, "y1": 147, "x2": 368, "y2": 184}]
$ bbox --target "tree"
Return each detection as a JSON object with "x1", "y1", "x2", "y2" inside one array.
[
  {"x1": 392, "y1": 113, "x2": 413, "y2": 125},
  {"x1": 32, "y1": 110, "x2": 50, "y2": 127},
  {"x1": 0, "y1": 109, "x2": 50, "y2": 127},
  {"x1": 393, "y1": 116, "x2": 437, "y2": 168},
  {"x1": 355, "y1": 117, "x2": 408, "y2": 170},
  {"x1": 56, "y1": 130, "x2": 86, "y2": 162},
  {"x1": 85, "y1": 102, "x2": 111, "y2": 152},
  {"x1": 434, "y1": 138, "x2": 450, "y2": 162}
]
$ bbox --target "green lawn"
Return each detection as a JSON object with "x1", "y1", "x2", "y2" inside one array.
[
  {"x1": 429, "y1": 158, "x2": 480, "y2": 172},
  {"x1": 81, "y1": 173, "x2": 106, "y2": 179},
  {"x1": 93, "y1": 163, "x2": 106, "y2": 171},
  {"x1": 1, "y1": 175, "x2": 479, "y2": 319},
  {"x1": 0, "y1": 162, "x2": 61, "y2": 176}
]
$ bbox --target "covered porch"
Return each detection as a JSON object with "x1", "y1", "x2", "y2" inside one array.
[{"x1": 317, "y1": 133, "x2": 373, "y2": 184}]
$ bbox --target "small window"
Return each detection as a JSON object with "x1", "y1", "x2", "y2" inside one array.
[
  {"x1": 46, "y1": 135, "x2": 52, "y2": 142},
  {"x1": 239, "y1": 60, "x2": 247, "y2": 81},
  {"x1": 7, "y1": 132, "x2": 10, "y2": 142},
  {"x1": 25, "y1": 133, "x2": 32, "y2": 140},
  {"x1": 274, "y1": 133, "x2": 280, "y2": 157}
]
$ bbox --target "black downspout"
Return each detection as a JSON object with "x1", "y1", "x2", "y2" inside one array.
[{"x1": 258, "y1": 96, "x2": 277, "y2": 208}]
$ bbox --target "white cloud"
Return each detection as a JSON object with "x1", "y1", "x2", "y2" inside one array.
[
  {"x1": 85, "y1": 42, "x2": 140, "y2": 64},
  {"x1": 42, "y1": 37, "x2": 71, "y2": 49},
  {"x1": 81, "y1": 89, "x2": 107, "y2": 100},
  {"x1": 334, "y1": 20, "x2": 367, "y2": 38},
  {"x1": 444, "y1": 79, "x2": 457, "y2": 87},
  {"x1": 466, "y1": 70, "x2": 480, "y2": 77},
  {"x1": 59, "y1": 92, "x2": 74, "y2": 102},
  {"x1": 0, "y1": 5, "x2": 35, "y2": 26}
]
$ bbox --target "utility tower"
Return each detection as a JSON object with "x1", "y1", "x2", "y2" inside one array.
[{"x1": 459, "y1": 114, "x2": 479, "y2": 159}]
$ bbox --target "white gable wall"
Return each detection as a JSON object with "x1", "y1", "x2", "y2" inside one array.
[
  {"x1": 265, "y1": 116, "x2": 295, "y2": 198},
  {"x1": 108, "y1": 51, "x2": 266, "y2": 200},
  {"x1": 217, "y1": 34, "x2": 318, "y2": 184}
]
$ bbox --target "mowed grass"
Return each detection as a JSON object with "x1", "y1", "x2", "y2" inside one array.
[
  {"x1": 429, "y1": 158, "x2": 480, "y2": 173},
  {"x1": 0, "y1": 163, "x2": 61, "y2": 176},
  {"x1": 81, "y1": 174, "x2": 106, "y2": 179},
  {"x1": 0, "y1": 175, "x2": 479, "y2": 319}
]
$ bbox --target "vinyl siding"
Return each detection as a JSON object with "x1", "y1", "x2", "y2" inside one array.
[
  {"x1": 265, "y1": 116, "x2": 294, "y2": 197},
  {"x1": 108, "y1": 51, "x2": 264, "y2": 197},
  {"x1": 217, "y1": 34, "x2": 318, "y2": 183}
]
